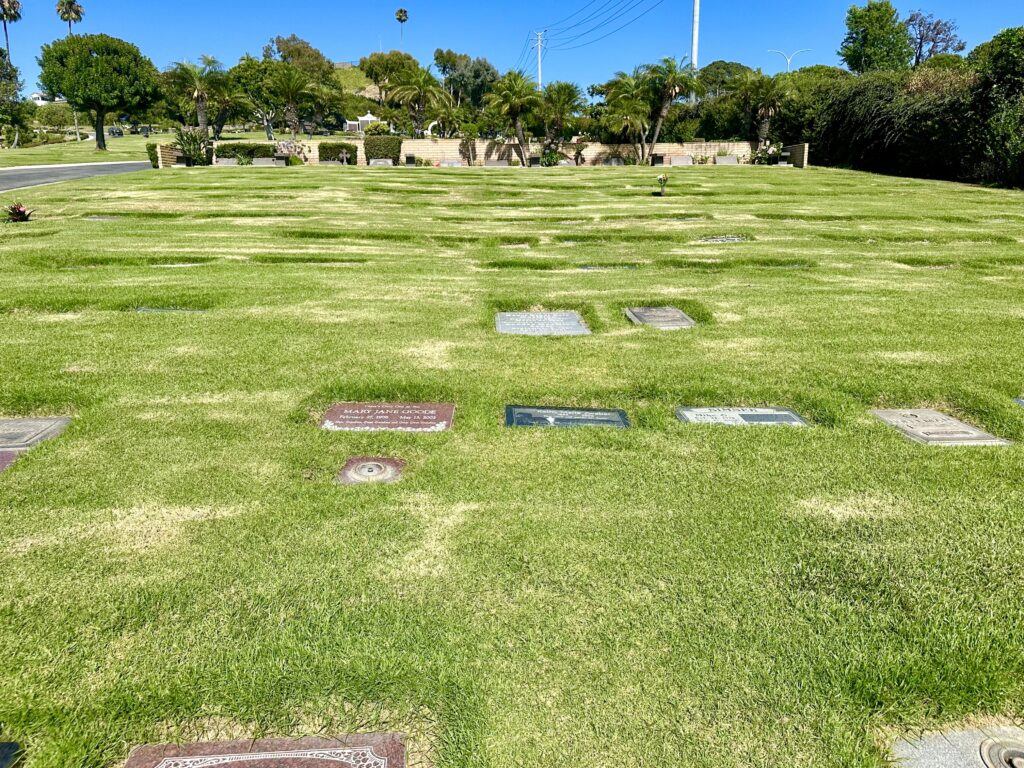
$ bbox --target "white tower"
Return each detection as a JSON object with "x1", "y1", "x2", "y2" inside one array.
[{"x1": 690, "y1": 0, "x2": 701, "y2": 103}]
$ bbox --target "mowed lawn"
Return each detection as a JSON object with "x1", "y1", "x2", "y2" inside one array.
[{"x1": 1, "y1": 166, "x2": 1023, "y2": 768}]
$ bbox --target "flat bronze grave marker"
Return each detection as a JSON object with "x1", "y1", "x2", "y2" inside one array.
[
  {"x1": 625, "y1": 307, "x2": 696, "y2": 330},
  {"x1": 506, "y1": 406, "x2": 630, "y2": 428},
  {"x1": 676, "y1": 407, "x2": 808, "y2": 427},
  {"x1": 0, "y1": 742, "x2": 18, "y2": 768},
  {"x1": 872, "y1": 409, "x2": 1009, "y2": 446},
  {"x1": 495, "y1": 311, "x2": 590, "y2": 336},
  {"x1": 124, "y1": 734, "x2": 405, "y2": 768},
  {"x1": 697, "y1": 235, "x2": 747, "y2": 244},
  {"x1": 321, "y1": 403, "x2": 455, "y2": 432},
  {"x1": 338, "y1": 457, "x2": 406, "y2": 485}
]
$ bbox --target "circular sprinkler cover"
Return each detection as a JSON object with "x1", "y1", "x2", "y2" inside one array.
[
  {"x1": 338, "y1": 457, "x2": 406, "y2": 485},
  {"x1": 982, "y1": 739, "x2": 1024, "y2": 768}
]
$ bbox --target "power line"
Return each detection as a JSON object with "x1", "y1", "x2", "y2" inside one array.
[
  {"x1": 547, "y1": 0, "x2": 629, "y2": 37},
  {"x1": 543, "y1": 0, "x2": 607, "y2": 33},
  {"x1": 548, "y1": 0, "x2": 667, "y2": 51},
  {"x1": 547, "y1": 0, "x2": 657, "y2": 48}
]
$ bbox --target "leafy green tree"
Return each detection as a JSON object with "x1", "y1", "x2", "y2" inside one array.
[
  {"x1": 599, "y1": 68, "x2": 655, "y2": 160},
  {"x1": 839, "y1": 0, "x2": 914, "y2": 74},
  {"x1": 263, "y1": 35, "x2": 334, "y2": 86},
  {"x1": 697, "y1": 60, "x2": 753, "y2": 97},
  {"x1": 448, "y1": 57, "x2": 499, "y2": 107},
  {"x1": 484, "y1": 70, "x2": 541, "y2": 166},
  {"x1": 434, "y1": 48, "x2": 469, "y2": 95},
  {"x1": 56, "y1": 0, "x2": 83, "y2": 35},
  {"x1": 390, "y1": 67, "x2": 448, "y2": 135},
  {"x1": 0, "y1": 0, "x2": 20, "y2": 58},
  {"x1": 38, "y1": 33, "x2": 160, "y2": 150},
  {"x1": 774, "y1": 65, "x2": 852, "y2": 143},
  {"x1": 359, "y1": 50, "x2": 418, "y2": 104},
  {"x1": 539, "y1": 80, "x2": 584, "y2": 156},
  {"x1": 36, "y1": 101, "x2": 73, "y2": 131},
  {"x1": 168, "y1": 56, "x2": 225, "y2": 137},
  {"x1": 0, "y1": 46, "x2": 21, "y2": 130},
  {"x1": 231, "y1": 55, "x2": 281, "y2": 140},
  {"x1": 972, "y1": 27, "x2": 1024, "y2": 97},
  {"x1": 645, "y1": 57, "x2": 702, "y2": 157}
]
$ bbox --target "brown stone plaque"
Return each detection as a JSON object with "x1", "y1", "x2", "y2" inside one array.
[
  {"x1": 0, "y1": 451, "x2": 17, "y2": 473},
  {"x1": 124, "y1": 734, "x2": 405, "y2": 768},
  {"x1": 320, "y1": 403, "x2": 454, "y2": 432},
  {"x1": 338, "y1": 457, "x2": 406, "y2": 485}
]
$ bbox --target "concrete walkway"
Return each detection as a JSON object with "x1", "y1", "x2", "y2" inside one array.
[{"x1": 0, "y1": 161, "x2": 152, "y2": 193}]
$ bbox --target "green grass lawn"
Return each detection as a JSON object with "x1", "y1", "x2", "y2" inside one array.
[{"x1": 0, "y1": 166, "x2": 1022, "y2": 767}]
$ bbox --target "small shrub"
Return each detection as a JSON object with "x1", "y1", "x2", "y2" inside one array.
[
  {"x1": 364, "y1": 136, "x2": 402, "y2": 165},
  {"x1": 364, "y1": 121, "x2": 391, "y2": 136},
  {"x1": 145, "y1": 143, "x2": 159, "y2": 169},
  {"x1": 286, "y1": 154, "x2": 304, "y2": 166},
  {"x1": 319, "y1": 142, "x2": 358, "y2": 164},
  {"x1": 5, "y1": 202, "x2": 33, "y2": 222},
  {"x1": 215, "y1": 142, "x2": 276, "y2": 161},
  {"x1": 172, "y1": 127, "x2": 211, "y2": 166},
  {"x1": 751, "y1": 143, "x2": 782, "y2": 165},
  {"x1": 540, "y1": 151, "x2": 562, "y2": 167}
]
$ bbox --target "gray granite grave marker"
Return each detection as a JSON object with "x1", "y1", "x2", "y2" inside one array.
[
  {"x1": 697, "y1": 235, "x2": 747, "y2": 244},
  {"x1": 625, "y1": 307, "x2": 696, "y2": 330},
  {"x1": 716, "y1": 155, "x2": 739, "y2": 165},
  {"x1": 124, "y1": 734, "x2": 406, "y2": 768},
  {"x1": 338, "y1": 457, "x2": 406, "y2": 485},
  {"x1": 872, "y1": 409, "x2": 1009, "y2": 446},
  {"x1": 495, "y1": 311, "x2": 590, "y2": 336},
  {"x1": 676, "y1": 407, "x2": 807, "y2": 426},
  {"x1": 505, "y1": 406, "x2": 630, "y2": 428},
  {"x1": 368, "y1": 159, "x2": 393, "y2": 167},
  {"x1": 891, "y1": 725, "x2": 1024, "y2": 768},
  {"x1": 670, "y1": 155, "x2": 693, "y2": 166},
  {"x1": 0, "y1": 418, "x2": 70, "y2": 452},
  {"x1": 320, "y1": 403, "x2": 455, "y2": 432}
]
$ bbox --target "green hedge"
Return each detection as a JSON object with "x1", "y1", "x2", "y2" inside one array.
[
  {"x1": 363, "y1": 136, "x2": 402, "y2": 165},
  {"x1": 146, "y1": 143, "x2": 159, "y2": 169},
  {"x1": 319, "y1": 142, "x2": 358, "y2": 164},
  {"x1": 215, "y1": 142, "x2": 276, "y2": 160}
]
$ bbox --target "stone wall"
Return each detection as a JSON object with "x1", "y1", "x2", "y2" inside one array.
[
  {"x1": 782, "y1": 143, "x2": 810, "y2": 168},
  {"x1": 206, "y1": 138, "x2": 759, "y2": 167}
]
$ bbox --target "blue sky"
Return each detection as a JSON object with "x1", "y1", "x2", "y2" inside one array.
[{"x1": 12, "y1": 0, "x2": 1021, "y2": 95}]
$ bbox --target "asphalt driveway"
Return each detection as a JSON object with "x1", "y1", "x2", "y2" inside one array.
[{"x1": 0, "y1": 161, "x2": 152, "y2": 193}]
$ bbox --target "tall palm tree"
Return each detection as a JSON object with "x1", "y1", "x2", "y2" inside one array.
[
  {"x1": 0, "y1": 0, "x2": 21, "y2": 58},
  {"x1": 390, "y1": 68, "x2": 447, "y2": 135},
  {"x1": 56, "y1": 1, "x2": 85, "y2": 140},
  {"x1": 539, "y1": 81, "x2": 585, "y2": 157},
  {"x1": 644, "y1": 57, "x2": 701, "y2": 161},
  {"x1": 270, "y1": 66, "x2": 311, "y2": 139},
  {"x1": 734, "y1": 71, "x2": 788, "y2": 146},
  {"x1": 395, "y1": 8, "x2": 408, "y2": 44},
  {"x1": 484, "y1": 70, "x2": 541, "y2": 167},
  {"x1": 55, "y1": 0, "x2": 83, "y2": 35},
  {"x1": 169, "y1": 56, "x2": 224, "y2": 138},
  {"x1": 602, "y1": 69, "x2": 655, "y2": 161}
]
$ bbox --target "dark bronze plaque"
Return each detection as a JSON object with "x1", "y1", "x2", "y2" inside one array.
[
  {"x1": 338, "y1": 457, "x2": 406, "y2": 485},
  {"x1": 124, "y1": 734, "x2": 405, "y2": 768},
  {"x1": 0, "y1": 742, "x2": 18, "y2": 768},
  {"x1": 505, "y1": 406, "x2": 630, "y2": 428},
  {"x1": 320, "y1": 403, "x2": 455, "y2": 432}
]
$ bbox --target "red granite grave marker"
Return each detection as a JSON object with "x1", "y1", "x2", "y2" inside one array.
[
  {"x1": 124, "y1": 734, "x2": 405, "y2": 768},
  {"x1": 320, "y1": 403, "x2": 454, "y2": 432}
]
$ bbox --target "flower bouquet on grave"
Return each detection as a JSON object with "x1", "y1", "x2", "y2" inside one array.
[
  {"x1": 5, "y1": 202, "x2": 32, "y2": 222},
  {"x1": 655, "y1": 174, "x2": 669, "y2": 197}
]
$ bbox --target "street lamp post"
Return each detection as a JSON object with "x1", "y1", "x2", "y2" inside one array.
[{"x1": 768, "y1": 49, "x2": 811, "y2": 73}]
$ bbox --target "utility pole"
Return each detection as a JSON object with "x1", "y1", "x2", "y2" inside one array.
[
  {"x1": 534, "y1": 30, "x2": 545, "y2": 88},
  {"x1": 690, "y1": 0, "x2": 700, "y2": 103},
  {"x1": 768, "y1": 49, "x2": 811, "y2": 72}
]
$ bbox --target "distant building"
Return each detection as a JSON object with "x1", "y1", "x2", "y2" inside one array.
[
  {"x1": 344, "y1": 112, "x2": 382, "y2": 133},
  {"x1": 30, "y1": 92, "x2": 67, "y2": 107}
]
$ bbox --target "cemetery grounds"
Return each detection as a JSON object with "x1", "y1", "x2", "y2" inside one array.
[{"x1": 0, "y1": 165, "x2": 1022, "y2": 767}]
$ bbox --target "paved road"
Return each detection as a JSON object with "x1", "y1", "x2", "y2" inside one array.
[{"x1": 0, "y1": 161, "x2": 152, "y2": 192}]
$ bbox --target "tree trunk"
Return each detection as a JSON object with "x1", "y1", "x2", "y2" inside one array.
[
  {"x1": 94, "y1": 110, "x2": 107, "y2": 150},
  {"x1": 2, "y1": 21, "x2": 8, "y2": 58},
  {"x1": 757, "y1": 117, "x2": 770, "y2": 146},
  {"x1": 213, "y1": 107, "x2": 228, "y2": 141},
  {"x1": 647, "y1": 98, "x2": 671, "y2": 165},
  {"x1": 262, "y1": 114, "x2": 274, "y2": 141},
  {"x1": 514, "y1": 117, "x2": 529, "y2": 167},
  {"x1": 197, "y1": 97, "x2": 209, "y2": 138},
  {"x1": 73, "y1": 110, "x2": 80, "y2": 140}
]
